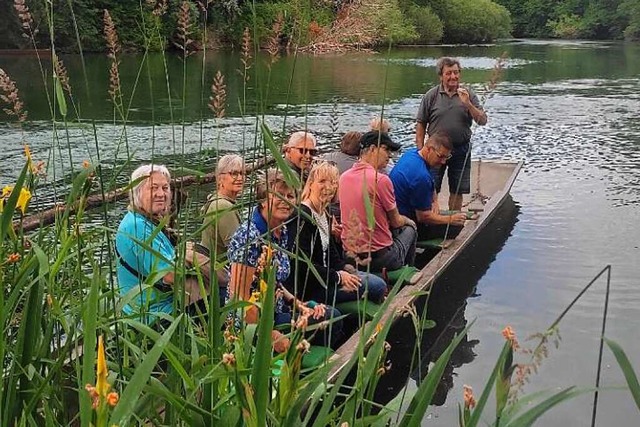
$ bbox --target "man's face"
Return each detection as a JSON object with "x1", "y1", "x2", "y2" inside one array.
[
  {"x1": 139, "y1": 172, "x2": 171, "y2": 216},
  {"x1": 285, "y1": 137, "x2": 317, "y2": 171},
  {"x1": 427, "y1": 145, "x2": 452, "y2": 167},
  {"x1": 440, "y1": 64, "x2": 461, "y2": 92}
]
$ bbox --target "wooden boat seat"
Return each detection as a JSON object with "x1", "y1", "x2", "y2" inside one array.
[
  {"x1": 382, "y1": 265, "x2": 420, "y2": 285},
  {"x1": 335, "y1": 300, "x2": 382, "y2": 321},
  {"x1": 271, "y1": 345, "x2": 334, "y2": 375}
]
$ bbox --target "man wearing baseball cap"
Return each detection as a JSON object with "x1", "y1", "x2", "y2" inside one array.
[{"x1": 338, "y1": 131, "x2": 417, "y2": 272}]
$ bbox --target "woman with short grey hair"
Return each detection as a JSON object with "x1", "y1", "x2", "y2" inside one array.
[{"x1": 201, "y1": 154, "x2": 245, "y2": 262}]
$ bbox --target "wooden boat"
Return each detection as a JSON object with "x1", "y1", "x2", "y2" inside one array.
[{"x1": 327, "y1": 159, "x2": 523, "y2": 380}]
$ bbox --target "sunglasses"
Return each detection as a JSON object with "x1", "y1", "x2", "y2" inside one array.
[{"x1": 293, "y1": 147, "x2": 319, "y2": 156}]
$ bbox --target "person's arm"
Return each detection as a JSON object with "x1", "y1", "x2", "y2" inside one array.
[
  {"x1": 387, "y1": 207, "x2": 416, "y2": 230},
  {"x1": 415, "y1": 209, "x2": 467, "y2": 226},
  {"x1": 416, "y1": 121, "x2": 427, "y2": 149},
  {"x1": 458, "y1": 88, "x2": 487, "y2": 125}
]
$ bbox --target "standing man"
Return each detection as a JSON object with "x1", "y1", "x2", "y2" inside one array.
[
  {"x1": 390, "y1": 132, "x2": 468, "y2": 241},
  {"x1": 339, "y1": 131, "x2": 417, "y2": 272},
  {"x1": 415, "y1": 57, "x2": 487, "y2": 211}
]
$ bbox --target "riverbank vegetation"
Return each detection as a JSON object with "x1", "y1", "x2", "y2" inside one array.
[{"x1": 2, "y1": 3, "x2": 640, "y2": 426}]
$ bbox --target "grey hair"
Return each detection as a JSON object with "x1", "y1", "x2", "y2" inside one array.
[
  {"x1": 256, "y1": 168, "x2": 293, "y2": 202},
  {"x1": 436, "y1": 57, "x2": 461, "y2": 76},
  {"x1": 129, "y1": 164, "x2": 171, "y2": 208},
  {"x1": 216, "y1": 154, "x2": 244, "y2": 180},
  {"x1": 285, "y1": 131, "x2": 317, "y2": 148}
]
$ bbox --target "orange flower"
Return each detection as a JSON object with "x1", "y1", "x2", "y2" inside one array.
[
  {"x1": 106, "y1": 391, "x2": 119, "y2": 407},
  {"x1": 82, "y1": 160, "x2": 90, "y2": 169},
  {"x1": 463, "y1": 384, "x2": 476, "y2": 410},
  {"x1": 85, "y1": 384, "x2": 100, "y2": 409},
  {"x1": 222, "y1": 352, "x2": 236, "y2": 366},
  {"x1": 502, "y1": 325, "x2": 520, "y2": 350},
  {"x1": 7, "y1": 253, "x2": 20, "y2": 264}
]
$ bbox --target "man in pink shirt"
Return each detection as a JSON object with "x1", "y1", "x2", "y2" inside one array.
[{"x1": 339, "y1": 131, "x2": 417, "y2": 272}]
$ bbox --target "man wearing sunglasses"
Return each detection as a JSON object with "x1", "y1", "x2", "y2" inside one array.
[
  {"x1": 284, "y1": 130, "x2": 318, "y2": 182},
  {"x1": 390, "y1": 132, "x2": 468, "y2": 241},
  {"x1": 415, "y1": 57, "x2": 487, "y2": 211}
]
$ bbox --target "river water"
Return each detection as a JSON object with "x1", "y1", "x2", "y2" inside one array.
[{"x1": 1, "y1": 40, "x2": 639, "y2": 425}]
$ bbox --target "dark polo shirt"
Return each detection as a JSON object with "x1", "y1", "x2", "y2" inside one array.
[{"x1": 416, "y1": 84, "x2": 482, "y2": 146}]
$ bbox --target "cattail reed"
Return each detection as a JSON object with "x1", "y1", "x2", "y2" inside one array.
[
  {"x1": 267, "y1": 14, "x2": 285, "y2": 64},
  {"x1": 53, "y1": 55, "x2": 72, "y2": 96},
  {"x1": 208, "y1": 70, "x2": 227, "y2": 119},
  {"x1": 240, "y1": 27, "x2": 252, "y2": 77},
  {"x1": 103, "y1": 10, "x2": 122, "y2": 103},
  {"x1": 13, "y1": 0, "x2": 35, "y2": 38},
  {"x1": 0, "y1": 68, "x2": 27, "y2": 123},
  {"x1": 176, "y1": 1, "x2": 193, "y2": 53}
]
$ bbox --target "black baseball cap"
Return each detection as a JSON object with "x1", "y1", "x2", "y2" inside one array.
[{"x1": 359, "y1": 131, "x2": 402, "y2": 151}]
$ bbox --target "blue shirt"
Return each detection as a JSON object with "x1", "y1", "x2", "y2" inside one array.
[
  {"x1": 228, "y1": 206, "x2": 289, "y2": 315},
  {"x1": 115, "y1": 211, "x2": 175, "y2": 322},
  {"x1": 389, "y1": 148, "x2": 435, "y2": 220}
]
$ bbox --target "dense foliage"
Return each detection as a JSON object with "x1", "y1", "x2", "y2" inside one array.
[
  {"x1": 1, "y1": 0, "x2": 512, "y2": 51},
  {"x1": 495, "y1": 0, "x2": 640, "y2": 40}
]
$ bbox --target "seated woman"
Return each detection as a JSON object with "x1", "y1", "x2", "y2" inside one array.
[
  {"x1": 115, "y1": 164, "x2": 212, "y2": 325},
  {"x1": 227, "y1": 168, "x2": 343, "y2": 351},
  {"x1": 287, "y1": 161, "x2": 387, "y2": 306},
  {"x1": 200, "y1": 154, "x2": 245, "y2": 302}
]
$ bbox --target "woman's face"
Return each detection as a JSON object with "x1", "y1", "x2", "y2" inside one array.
[
  {"x1": 309, "y1": 173, "x2": 338, "y2": 205},
  {"x1": 139, "y1": 172, "x2": 171, "y2": 216},
  {"x1": 218, "y1": 167, "x2": 245, "y2": 197},
  {"x1": 262, "y1": 185, "x2": 295, "y2": 224}
]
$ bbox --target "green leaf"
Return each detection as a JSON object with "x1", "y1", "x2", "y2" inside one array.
[
  {"x1": 400, "y1": 321, "x2": 474, "y2": 427},
  {"x1": 54, "y1": 73, "x2": 67, "y2": 117},
  {"x1": 362, "y1": 179, "x2": 375, "y2": 230},
  {"x1": 606, "y1": 338, "x2": 640, "y2": 412},
  {"x1": 1, "y1": 163, "x2": 29, "y2": 241},
  {"x1": 261, "y1": 122, "x2": 301, "y2": 190},
  {"x1": 109, "y1": 315, "x2": 182, "y2": 426},
  {"x1": 502, "y1": 387, "x2": 580, "y2": 427}
]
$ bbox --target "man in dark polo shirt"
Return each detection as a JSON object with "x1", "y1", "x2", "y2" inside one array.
[{"x1": 415, "y1": 57, "x2": 487, "y2": 211}]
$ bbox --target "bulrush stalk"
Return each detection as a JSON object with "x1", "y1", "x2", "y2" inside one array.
[
  {"x1": 176, "y1": 1, "x2": 193, "y2": 53},
  {"x1": 209, "y1": 71, "x2": 227, "y2": 119},
  {"x1": 103, "y1": 10, "x2": 122, "y2": 105},
  {"x1": 0, "y1": 68, "x2": 27, "y2": 123},
  {"x1": 13, "y1": 0, "x2": 35, "y2": 39},
  {"x1": 267, "y1": 14, "x2": 285, "y2": 64},
  {"x1": 53, "y1": 56, "x2": 72, "y2": 96}
]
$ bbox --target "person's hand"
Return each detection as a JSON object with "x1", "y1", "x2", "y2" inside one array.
[
  {"x1": 272, "y1": 330, "x2": 290, "y2": 353},
  {"x1": 331, "y1": 216, "x2": 343, "y2": 240},
  {"x1": 457, "y1": 87, "x2": 471, "y2": 106},
  {"x1": 449, "y1": 212, "x2": 467, "y2": 226},
  {"x1": 339, "y1": 270, "x2": 361, "y2": 292},
  {"x1": 311, "y1": 303, "x2": 326, "y2": 319},
  {"x1": 403, "y1": 216, "x2": 417, "y2": 230},
  {"x1": 343, "y1": 263, "x2": 357, "y2": 274}
]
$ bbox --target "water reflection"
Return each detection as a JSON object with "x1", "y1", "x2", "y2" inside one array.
[{"x1": 375, "y1": 197, "x2": 520, "y2": 405}]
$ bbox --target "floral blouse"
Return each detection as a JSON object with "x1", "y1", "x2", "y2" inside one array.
[{"x1": 227, "y1": 206, "x2": 289, "y2": 315}]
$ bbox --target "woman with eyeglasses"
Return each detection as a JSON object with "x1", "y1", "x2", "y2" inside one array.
[
  {"x1": 287, "y1": 161, "x2": 387, "y2": 306},
  {"x1": 283, "y1": 131, "x2": 318, "y2": 181},
  {"x1": 201, "y1": 154, "x2": 245, "y2": 262},
  {"x1": 228, "y1": 168, "x2": 343, "y2": 352}
]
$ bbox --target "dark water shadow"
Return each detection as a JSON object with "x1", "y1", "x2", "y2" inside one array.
[{"x1": 373, "y1": 196, "x2": 521, "y2": 406}]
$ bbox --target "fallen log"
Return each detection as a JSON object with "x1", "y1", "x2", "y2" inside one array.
[{"x1": 16, "y1": 157, "x2": 274, "y2": 233}]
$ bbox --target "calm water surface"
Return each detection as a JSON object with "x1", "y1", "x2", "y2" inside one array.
[{"x1": 1, "y1": 39, "x2": 639, "y2": 426}]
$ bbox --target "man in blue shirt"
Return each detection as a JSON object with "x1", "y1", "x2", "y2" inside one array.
[{"x1": 390, "y1": 133, "x2": 468, "y2": 241}]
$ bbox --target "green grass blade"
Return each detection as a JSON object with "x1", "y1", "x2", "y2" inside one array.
[
  {"x1": 261, "y1": 122, "x2": 301, "y2": 190},
  {"x1": 1, "y1": 163, "x2": 29, "y2": 240},
  {"x1": 109, "y1": 315, "x2": 183, "y2": 426},
  {"x1": 502, "y1": 386, "x2": 580, "y2": 427},
  {"x1": 400, "y1": 321, "x2": 474, "y2": 427},
  {"x1": 80, "y1": 265, "x2": 100, "y2": 427},
  {"x1": 605, "y1": 338, "x2": 640, "y2": 412}
]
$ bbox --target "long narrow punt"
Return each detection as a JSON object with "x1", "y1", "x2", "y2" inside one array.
[{"x1": 327, "y1": 159, "x2": 523, "y2": 380}]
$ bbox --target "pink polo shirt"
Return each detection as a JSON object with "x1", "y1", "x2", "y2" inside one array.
[{"x1": 339, "y1": 161, "x2": 396, "y2": 253}]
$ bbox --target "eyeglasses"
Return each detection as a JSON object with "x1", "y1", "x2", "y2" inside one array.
[
  {"x1": 223, "y1": 170, "x2": 245, "y2": 178},
  {"x1": 431, "y1": 147, "x2": 452, "y2": 160},
  {"x1": 293, "y1": 147, "x2": 319, "y2": 156}
]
